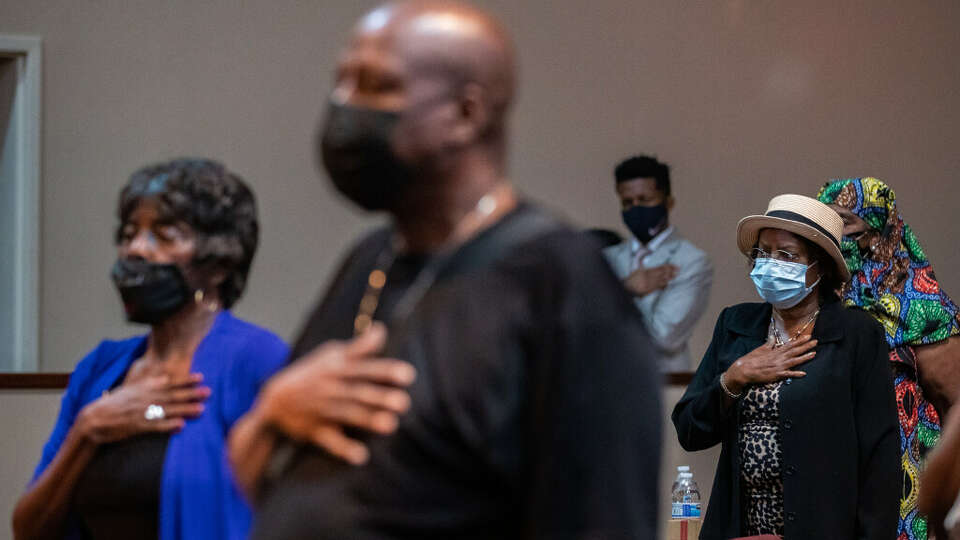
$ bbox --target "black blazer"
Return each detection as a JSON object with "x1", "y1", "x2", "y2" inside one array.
[{"x1": 672, "y1": 301, "x2": 899, "y2": 540}]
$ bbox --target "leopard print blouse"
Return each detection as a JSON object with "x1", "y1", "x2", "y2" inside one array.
[{"x1": 738, "y1": 380, "x2": 785, "y2": 537}]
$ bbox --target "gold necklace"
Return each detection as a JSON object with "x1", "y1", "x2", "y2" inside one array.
[
  {"x1": 352, "y1": 187, "x2": 507, "y2": 336},
  {"x1": 353, "y1": 249, "x2": 395, "y2": 335},
  {"x1": 771, "y1": 308, "x2": 820, "y2": 347}
]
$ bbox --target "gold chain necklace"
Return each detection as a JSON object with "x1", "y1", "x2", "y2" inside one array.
[
  {"x1": 352, "y1": 187, "x2": 505, "y2": 336},
  {"x1": 353, "y1": 249, "x2": 395, "y2": 335},
  {"x1": 771, "y1": 308, "x2": 820, "y2": 347}
]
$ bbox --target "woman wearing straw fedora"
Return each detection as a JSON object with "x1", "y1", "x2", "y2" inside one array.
[{"x1": 672, "y1": 194, "x2": 900, "y2": 539}]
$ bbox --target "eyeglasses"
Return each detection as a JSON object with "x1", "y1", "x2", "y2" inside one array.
[{"x1": 749, "y1": 248, "x2": 803, "y2": 263}]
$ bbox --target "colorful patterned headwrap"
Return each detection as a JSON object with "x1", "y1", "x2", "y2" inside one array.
[{"x1": 817, "y1": 177, "x2": 960, "y2": 348}]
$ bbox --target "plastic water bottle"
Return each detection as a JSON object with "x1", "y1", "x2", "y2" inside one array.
[
  {"x1": 671, "y1": 471, "x2": 702, "y2": 519},
  {"x1": 671, "y1": 465, "x2": 690, "y2": 494}
]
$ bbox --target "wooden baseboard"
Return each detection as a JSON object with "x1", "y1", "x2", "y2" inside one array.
[
  {"x1": 0, "y1": 373, "x2": 70, "y2": 389},
  {"x1": 0, "y1": 371, "x2": 695, "y2": 390}
]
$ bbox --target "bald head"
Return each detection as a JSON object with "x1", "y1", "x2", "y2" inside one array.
[{"x1": 343, "y1": 1, "x2": 515, "y2": 137}]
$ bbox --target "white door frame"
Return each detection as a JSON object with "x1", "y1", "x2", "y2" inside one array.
[{"x1": 0, "y1": 35, "x2": 42, "y2": 372}]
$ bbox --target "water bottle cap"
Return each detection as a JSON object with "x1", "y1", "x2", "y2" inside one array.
[{"x1": 676, "y1": 465, "x2": 690, "y2": 472}]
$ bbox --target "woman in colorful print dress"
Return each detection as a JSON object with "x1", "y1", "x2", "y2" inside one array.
[{"x1": 818, "y1": 177, "x2": 960, "y2": 540}]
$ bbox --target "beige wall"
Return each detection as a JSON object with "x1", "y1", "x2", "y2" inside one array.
[
  {"x1": 0, "y1": 390, "x2": 63, "y2": 540},
  {"x1": 0, "y1": 0, "x2": 956, "y2": 372}
]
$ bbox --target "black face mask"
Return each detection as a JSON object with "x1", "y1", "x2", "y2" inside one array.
[
  {"x1": 111, "y1": 259, "x2": 191, "y2": 325},
  {"x1": 621, "y1": 203, "x2": 668, "y2": 244},
  {"x1": 318, "y1": 101, "x2": 416, "y2": 211}
]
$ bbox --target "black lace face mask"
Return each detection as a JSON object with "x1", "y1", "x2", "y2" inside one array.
[{"x1": 111, "y1": 258, "x2": 191, "y2": 325}]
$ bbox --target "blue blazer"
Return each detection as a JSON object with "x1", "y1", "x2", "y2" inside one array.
[{"x1": 32, "y1": 311, "x2": 288, "y2": 540}]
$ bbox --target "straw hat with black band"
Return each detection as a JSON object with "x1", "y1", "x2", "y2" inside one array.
[{"x1": 736, "y1": 194, "x2": 851, "y2": 282}]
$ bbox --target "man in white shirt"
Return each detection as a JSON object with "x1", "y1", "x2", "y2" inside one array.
[{"x1": 602, "y1": 155, "x2": 713, "y2": 372}]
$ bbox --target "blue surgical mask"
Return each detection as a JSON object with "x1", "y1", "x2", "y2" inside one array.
[{"x1": 749, "y1": 258, "x2": 820, "y2": 309}]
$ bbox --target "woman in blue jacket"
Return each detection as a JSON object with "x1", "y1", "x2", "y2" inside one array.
[{"x1": 12, "y1": 158, "x2": 288, "y2": 540}]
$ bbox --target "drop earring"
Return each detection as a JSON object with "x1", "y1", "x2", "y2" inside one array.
[{"x1": 194, "y1": 289, "x2": 219, "y2": 312}]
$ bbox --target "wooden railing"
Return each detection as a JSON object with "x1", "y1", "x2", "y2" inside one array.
[
  {"x1": 0, "y1": 373, "x2": 71, "y2": 389},
  {"x1": 0, "y1": 372, "x2": 694, "y2": 389}
]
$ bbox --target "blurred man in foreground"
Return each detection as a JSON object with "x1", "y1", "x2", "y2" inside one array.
[{"x1": 229, "y1": 2, "x2": 661, "y2": 538}]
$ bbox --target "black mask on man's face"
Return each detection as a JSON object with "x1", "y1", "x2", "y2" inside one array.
[
  {"x1": 621, "y1": 203, "x2": 668, "y2": 244},
  {"x1": 318, "y1": 102, "x2": 416, "y2": 211},
  {"x1": 111, "y1": 258, "x2": 191, "y2": 325}
]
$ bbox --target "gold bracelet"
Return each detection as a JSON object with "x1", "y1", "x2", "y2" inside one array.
[{"x1": 719, "y1": 373, "x2": 742, "y2": 399}]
